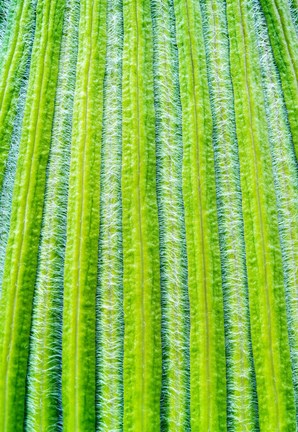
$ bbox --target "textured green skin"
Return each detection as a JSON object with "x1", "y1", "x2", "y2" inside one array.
[
  {"x1": 0, "y1": 0, "x2": 65, "y2": 428},
  {"x1": 96, "y1": 0, "x2": 123, "y2": 428},
  {"x1": 227, "y1": 0, "x2": 296, "y2": 430},
  {"x1": 25, "y1": 0, "x2": 79, "y2": 429},
  {"x1": 122, "y1": 0, "x2": 162, "y2": 429},
  {"x1": 200, "y1": 0, "x2": 257, "y2": 429},
  {"x1": 0, "y1": 0, "x2": 297, "y2": 429},
  {"x1": 61, "y1": 0, "x2": 107, "y2": 429},
  {"x1": 174, "y1": 0, "x2": 227, "y2": 430},
  {"x1": 152, "y1": 0, "x2": 190, "y2": 429},
  {"x1": 0, "y1": 0, "x2": 34, "y2": 193},
  {"x1": 253, "y1": 0, "x2": 298, "y2": 418},
  {"x1": 0, "y1": 0, "x2": 19, "y2": 57},
  {"x1": 259, "y1": 0, "x2": 298, "y2": 161}
]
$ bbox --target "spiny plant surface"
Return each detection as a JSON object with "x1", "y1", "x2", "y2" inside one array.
[{"x1": 0, "y1": 0, "x2": 297, "y2": 430}]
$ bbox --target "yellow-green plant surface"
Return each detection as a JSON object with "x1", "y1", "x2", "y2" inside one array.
[{"x1": 0, "y1": 0, "x2": 297, "y2": 430}]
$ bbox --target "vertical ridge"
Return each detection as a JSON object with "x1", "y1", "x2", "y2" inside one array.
[
  {"x1": 122, "y1": 0, "x2": 162, "y2": 428},
  {"x1": 258, "y1": 0, "x2": 298, "y2": 161},
  {"x1": 226, "y1": 0, "x2": 296, "y2": 429},
  {"x1": 252, "y1": 0, "x2": 298, "y2": 420},
  {"x1": 151, "y1": 0, "x2": 190, "y2": 428},
  {"x1": 61, "y1": 0, "x2": 107, "y2": 428},
  {"x1": 0, "y1": 0, "x2": 66, "y2": 427},
  {"x1": 25, "y1": 0, "x2": 80, "y2": 429},
  {"x1": 200, "y1": 0, "x2": 258, "y2": 429},
  {"x1": 0, "y1": 0, "x2": 36, "y2": 193},
  {"x1": 173, "y1": 0, "x2": 226, "y2": 429}
]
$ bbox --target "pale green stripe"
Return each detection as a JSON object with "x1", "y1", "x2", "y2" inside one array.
[
  {"x1": 0, "y1": 0, "x2": 66, "y2": 428},
  {"x1": 122, "y1": 0, "x2": 161, "y2": 429},
  {"x1": 259, "y1": 0, "x2": 298, "y2": 160},
  {"x1": 253, "y1": 0, "x2": 298, "y2": 419},
  {"x1": 25, "y1": 0, "x2": 80, "y2": 429},
  {"x1": 96, "y1": 0, "x2": 123, "y2": 428},
  {"x1": 174, "y1": 0, "x2": 226, "y2": 430},
  {"x1": 0, "y1": 43, "x2": 33, "y2": 293},
  {"x1": 0, "y1": 0, "x2": 35, "y2": 192},
  {"x1": 226, "y1": 0, "x2": 296, "y2": 430},
  {"x1": 152, "y1": 0, "x2": 190, "y2": 429},
  {"x1": 200, "y1": 0, "x2": 257, "y2": 429},
  {"x1": 62, "y1": 0, "x2": 107, "y2": 428}
]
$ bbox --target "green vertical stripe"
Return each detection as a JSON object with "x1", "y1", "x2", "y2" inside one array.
[
  {"x1": 0, "y1": 0, "x2": 65, "y2": 428},
  {"x1": 227, "y1": 0, "x2": 296, "y2": 429},
  {"x1": 259, "y1": 0, "x2": 298, "y2": 161},
  {"x1": 174, "y1": 0, "x2": 226, "y2": 430},
  {"x1": 200, "y1": 0, "x2": 258, "y2": 429},
  {"x1": 0, "y1": 0, "x2": 35, "y2": 193},
  {"x1": 0, "y1": 38, "x2": 34, "y2": 293},
  {"x1": 62, "y1": 0, "x2": 107, "y2": 428},
  {"x1": 25, "y1": 0, "x2": 80, "y2": 429},
  {"x1": 122, "y1": 0, "x2": 161, "y2": 429},
  {"x1": 0, "y1": 0, "x2": 35, "y2": 293},
  {"x1": 253, "y1": 0, "x2": 298, "y2": 419},
  {"x1": 152, "y1": 0, "x2": 190, "y2": 429}
]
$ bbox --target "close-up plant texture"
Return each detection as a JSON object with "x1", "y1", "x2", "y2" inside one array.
[{"x1": 0, "y1": 0, "x2": 297, "y2": 430}]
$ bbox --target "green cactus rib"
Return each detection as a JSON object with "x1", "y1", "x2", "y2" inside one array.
[
  {"x1": 0, "y1": 0, "x2": 35, "y2": 193},
  {"x1": 174, "y1": 0, "x2": 226, "y2": 430},
  {"x1": 200, "y1": 0, "x2": 258, "y2": 429},
  {"x1": 152, "y1": 0, "x2": 190, "y2": 429},
  {"x1": 0, "y1": 0, "x2": 25, "y2": 70},
  {"x1": 96, "y1": 0, "x2": 123, "y2": 428},
  {"x1": 61, "y1": 0, "x2": 107, "y2": 429},
  {"x1": 258, "y1": 0, "x2": 298, "y2": 161},
  {"x1": 227, "y1": 0, "x2": 296, "y2": 430},
  {"x1": 0, "y1": 0, "x2": 65, "y2": 428},
  {"x1": 0, "y1": 44, "x2": 34, "y2": 294},
  {"x1": 122, "y1": 0, "x2": 161, "y2": 429},
  {"x1": 0, "y1": 0, "x2": 35, "y2": 294},
  {"x1": 253, "y1": 0, "x2": 298, "y2": 417},
  {"x1": 25, "y1": 0, "x2": 80, "y2": 429}
]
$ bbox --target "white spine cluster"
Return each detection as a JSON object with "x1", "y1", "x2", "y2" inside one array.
[
  {"x1": 0, "y1": 0, "x2": 16, "y2": 63},
  {"x1": 200, "y1": 0, "x2": 258, "y2": 428},
  {"x1": 152, "y1": 0, "x2": 190, "y2": 428},
  {"x1": 96, "y1": 0, "x2": 124, "y2": 429}
]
